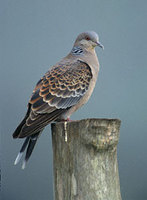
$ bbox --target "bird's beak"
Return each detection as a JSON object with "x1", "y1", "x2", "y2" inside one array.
[{"x1": 96, "y1": 41, "x2": 104, "y2": 50}]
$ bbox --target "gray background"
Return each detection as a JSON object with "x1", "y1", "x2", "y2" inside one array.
[{"x1": 1, "y1": 0, "x2": 147, "y2": 199}]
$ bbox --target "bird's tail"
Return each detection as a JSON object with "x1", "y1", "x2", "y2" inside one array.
[{"x1": 14, "y1": 132, "x2": 40, "y2": 169}]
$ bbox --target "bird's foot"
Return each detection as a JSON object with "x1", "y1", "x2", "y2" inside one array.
[
  {"x1": 67, "y1": 117, "x2": 72, "y2": 122},
  {"x1": 59, "y1": 117, "x2": 72, "y2": 122}
]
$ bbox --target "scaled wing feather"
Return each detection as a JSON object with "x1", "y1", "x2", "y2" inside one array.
[{"x1": 17, "y1": 60, "x2": 92, "y2": 138}]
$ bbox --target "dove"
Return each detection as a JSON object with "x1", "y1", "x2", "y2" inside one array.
[{"x1": 13, "y1": 31, "x2": 104, "y2": 169}]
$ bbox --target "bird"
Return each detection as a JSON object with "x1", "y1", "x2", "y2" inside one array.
[{"x1": 13, "y1": 31, "x2": 104, "y2": 169}]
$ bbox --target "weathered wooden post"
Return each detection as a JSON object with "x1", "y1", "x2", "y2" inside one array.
[{"x1": 51, "y1": 118, "x2": 121, "y2": 200}]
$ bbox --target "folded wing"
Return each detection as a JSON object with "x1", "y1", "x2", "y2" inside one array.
[{"x1": 13, "y1": 60, "x2": 92, "y2": 138}]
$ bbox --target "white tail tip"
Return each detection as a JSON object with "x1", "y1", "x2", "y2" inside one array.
[
  {"x1": 22, "y1": 160, "x2": 26, "y2": 170},
  {"x1": 14, "y1": 152, "x2": 23, "y2": 165}
]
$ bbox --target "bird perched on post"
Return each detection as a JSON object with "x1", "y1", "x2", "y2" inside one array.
[{"x1": 13, "y1": 31, "x2": 104, "y2": 169}]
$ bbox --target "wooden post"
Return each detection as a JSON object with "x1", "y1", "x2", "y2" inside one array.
[{"x1": 51, "y1": 118, "x2": 122, "y2": 200}]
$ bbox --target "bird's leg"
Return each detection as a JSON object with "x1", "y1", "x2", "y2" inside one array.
[
  {"x1": 64, "y1": 121, "x2": 68, "y2": 142},
  {"x1": 61, "y1": 118, "x2": 70, "y2": 142},
  {"x1": 56, "y1": 118, "x2": 71, "y2": 142}
]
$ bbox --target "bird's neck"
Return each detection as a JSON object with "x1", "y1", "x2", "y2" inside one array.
[
  {"x1": 83, "y1": 49, "x2": 99, "y2": 74},
  {"x1": 65, "y1": 45, "x2": 99, "y2": 66},
  {"x1": 67, "y1": 46, "x2": 99, "y2": 76},
  {"x1": 71, "y1": 45, "x2": 96, "y2": 56},
  {"x1": 71, "y1": 46, "x2": 84, "y2": 55}
]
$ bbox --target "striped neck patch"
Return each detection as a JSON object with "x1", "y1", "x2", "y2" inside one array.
[{"x1": 71, "y1": 46, "x2": 83, "y2": 55}]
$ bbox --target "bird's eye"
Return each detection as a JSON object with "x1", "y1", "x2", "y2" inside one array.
[{"x1": 85, "y1": 36, "x2": 90, "y2": 41}]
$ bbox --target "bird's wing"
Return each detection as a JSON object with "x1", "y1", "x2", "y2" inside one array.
[{"x1": 16, "y1": 60, "x2": 92, "y2": 138}]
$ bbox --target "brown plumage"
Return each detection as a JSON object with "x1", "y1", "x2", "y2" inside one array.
[{"x1": 13, "y1": 31, "x2": 103, "y2": 169}]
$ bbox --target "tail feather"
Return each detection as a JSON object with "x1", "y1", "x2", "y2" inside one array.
[
  {"x1": 20, "y1": 137, "x2": 30, "y2": 153},
  {"x1": 14, "y1": 132, "x2": 40, "y2": 169},
  {"x1": 14, "y1": 137, "x2": 30, "y2": 165},
  {"x1": 22, "y1": 137, "x2": 38, "y2": 170},
  {"x1": 13, "y1": 104, "x2": 31, "y2": 138},
  {"x1": 25, "y1": 135, "x2": 38, "y2": 163},
  {"x1": 14, "y1": 152, "x2": 24, "y2": 165}
]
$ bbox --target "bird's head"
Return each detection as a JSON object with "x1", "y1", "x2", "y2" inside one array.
[{"x1": 74, "y1": 31, "x2": 104, "y2": 50}]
